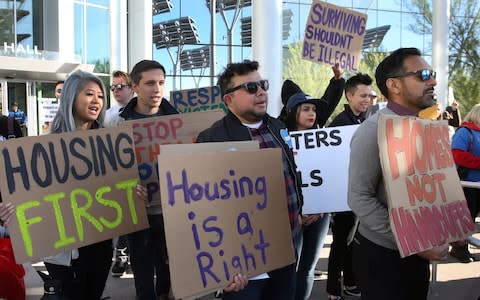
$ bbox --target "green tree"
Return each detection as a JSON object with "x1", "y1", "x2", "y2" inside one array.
[{"x1": 405, "y1": 0, "x2": 480, "y2": 115}]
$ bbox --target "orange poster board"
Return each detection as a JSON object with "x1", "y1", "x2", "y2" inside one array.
[
  {"x1": 0, "y1": 126, "x2": 149, "y2": 263},
  {"x1": 378, "y1": 114, "x2": 475, "y2": 257},
  {"x1": 158, "y1": 148, "x2": 295, "y2": 299}
]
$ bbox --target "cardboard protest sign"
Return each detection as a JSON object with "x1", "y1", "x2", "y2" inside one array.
[
  {"x1": 290, "y1": 125, "x2": 358, "y2": 213},
  {"x1": 0, "y1": 126, "x2": 149, "y2": 263},
  {"x1": 303, "y1": 1, "x2": 368, "y2": 72},
  {"x1": 158, "y1": 148, "x2": 295, "y2": 299},
  {"x1": 378, "y1": 114, "x2": 475, "y2": 257},
  {"x1": 170, "y1": 86, "x2": 227, "y2": 114},
  {"x1": 160, "y1": 140, "x2": 259, "y2": 155},
  {"x1": 126, "y1": 110, "x2": 224, "y2": 206}
]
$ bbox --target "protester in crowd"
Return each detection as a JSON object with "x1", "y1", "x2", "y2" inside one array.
[
  {"x1": 326, "y1": 73, "x2": 373, "y2": 300},
  {"x1": 197, "y1": 60, "x2": 301, "y2": 300},
  {"x1": 106, "y1": 60, "x2": 178, "y2": 300},
  {"x1": 450, "y1": 103, "x2": 480, "y2": 263},
  {"x1": 445, "y1": 97, "x2": 462, "y2": 128},
  {"x1": 8, "y1": 102, "x2": 27, "y2": 125},
  {"x1": 282, "y1": 86, "x2": 331, "y2": 300},
  {"x1": 0, "y1": 114, "x2": 23, "y2": 141},
  {"x1": 280, "y1": 66, "x2": 344, "y2": 300},
  {"x1": 0, "y1": 116, "x2": 24, "y2": 300},
  {"x1": 348, "y1": 48, "x2": 449, "y2": 300},
  {"x1": 43, "y1": 70, "x2": 112, "y2": 300},
  {"x1": 55, "y1": 81, "x2": 64, "y2": 101},
  {"x1": 104, "y1": 70, "x2": 134, "y2": 277},
  {"x1": 280, "y1": 63, "x2": 345, "y2": 126},
  {"x1": 106, "y1": 60, "x2": 247, "y2": 299},
  {"x1": 105, "y1": 70, "x2": 134, "y2": 122}
]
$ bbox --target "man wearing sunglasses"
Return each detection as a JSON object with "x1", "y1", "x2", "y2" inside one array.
[
  {"x1": 105, "y1": 70, "x2": 134, "y2": 121},
  {"x1": 197, "y1": 60, "x2": 303, "y2": 300},
  {"x1": 348, "y1": 48, "x2": 449, "y2": 300}
]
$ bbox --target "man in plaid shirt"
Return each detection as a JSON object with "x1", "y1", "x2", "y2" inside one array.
[{"x1": 197, "y1": 60, "x2": 303, "y2": 300}]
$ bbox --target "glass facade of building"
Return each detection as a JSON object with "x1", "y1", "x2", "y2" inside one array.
[
  {"x1": 152, "y1": 0, "x2": 434, "y2": 94},
  {"x1": 0, "y1": 0, "x2": 444, "y2": 135},
  {"x1": 74, "y1": 0, "x2": 110, "y2": 74}
]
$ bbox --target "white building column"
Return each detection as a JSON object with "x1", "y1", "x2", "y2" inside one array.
[
  {"x1": 432, "y1": 0, "x2": 449, "y2": 108},
  {"x1": 252, "y1": 0, "x2": 282, "y2": 117},
  {"x1": 128, "y1": 0, "x2": 153, "y2": 70},
  {"x1": 110, "y1": 0, "x2": 128, "y2": 73},
  {"x1": 57, "y1": 0, "x2": 75, "y2": 62}
]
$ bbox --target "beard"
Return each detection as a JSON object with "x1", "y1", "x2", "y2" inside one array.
[{"x1": 241, "y1": 109, "x2": 266, "y2": 123}]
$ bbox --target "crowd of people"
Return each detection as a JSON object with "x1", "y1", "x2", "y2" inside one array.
[{"x1": 0, "y1": 47, "x2": 479, "y2": 300}]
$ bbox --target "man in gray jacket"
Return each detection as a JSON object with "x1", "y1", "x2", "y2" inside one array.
[{"x1": 348, "y1": 48, "x2": 448, "y2": 300}]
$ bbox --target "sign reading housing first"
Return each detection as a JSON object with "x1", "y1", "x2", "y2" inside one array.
[{"x1": 0, "y1": 126, "x2": 149, "y2": 263}]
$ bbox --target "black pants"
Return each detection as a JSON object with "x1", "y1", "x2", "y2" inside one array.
[
  {"x1": 353, "y1": 233, "x2": 430, "y2": 300},
  {"x1": 326, "y1": 211, "x2": 356, "y2": 296},
  {"x1": 45, "y1": 239, "x2": 113, "y2": 300},
  {"x1": 464, "y1": 187, "x2": 479, "y2": 220}
]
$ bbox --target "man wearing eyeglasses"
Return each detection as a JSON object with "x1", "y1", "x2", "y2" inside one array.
[
  {"x1": 106, "y1": 70, "x2": 135, "y2": 279},
  {"x1": 348, "y1": 48, "x2": 449, "y2": 300},
  {"x1": 105, "y1": 70, "x2": 134, "y2": 121},
  {"x1": 197, "y1": 60, "x2": 303, "y2": 300}
]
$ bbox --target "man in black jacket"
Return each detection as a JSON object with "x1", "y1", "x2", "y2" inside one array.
[
  {"x1": 197, "y1": 60, "x2": 302, "y2": 300},
  {"x1": 326, "y1": 73, "x2": 373, "y2": 300}
]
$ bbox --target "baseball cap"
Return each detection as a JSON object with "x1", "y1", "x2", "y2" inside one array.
[{"x1": 286, "y1": 92, "x2": 316, "y2": 112}]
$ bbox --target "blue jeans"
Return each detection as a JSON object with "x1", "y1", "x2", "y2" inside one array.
[
  {"x1": 127, "y1": 214, "x2": 170, "y2": 300},
  {"x1": 295, "y1": 214, "x2": 330, "y2": 300}
]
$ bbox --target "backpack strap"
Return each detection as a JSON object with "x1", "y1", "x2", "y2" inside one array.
[{"x1": 7, "y1": 117, "x2": 16, "y2": 139}]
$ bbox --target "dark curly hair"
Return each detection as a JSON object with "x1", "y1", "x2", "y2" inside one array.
[{"x1": 217, "y1": 60, "x2": 259, "y2": 98}]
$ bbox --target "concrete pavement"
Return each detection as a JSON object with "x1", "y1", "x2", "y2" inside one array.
[{"x1": 25, "y1": 231, "x2": 480, "y2": 300}]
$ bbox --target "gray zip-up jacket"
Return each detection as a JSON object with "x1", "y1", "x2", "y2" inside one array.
[{"x1": 348, "y1": 108, "x2": 398, "y2": 250}]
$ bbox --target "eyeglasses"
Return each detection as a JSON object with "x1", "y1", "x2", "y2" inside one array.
[
  {"x1": 55, "y1": 89, "x2": 62, "y2": 93},
  {"x1": 390, "y1": 69, "x2": 437, "y2": 81},
  {"x1": 224, "y1": 80, "x2": 269, "y2": 95},
  {"x1": 110, "y1": 84, "x2": 129, "y2": 92}
]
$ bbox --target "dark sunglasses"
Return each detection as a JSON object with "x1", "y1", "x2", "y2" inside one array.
[
  {"x1": 224, "y1": 80, "x2": 269, "y2": 95},
  {"x1": 110, "y1": 84, "x2": 129, "y2": 92},
  {"x1": 55, "y1": 89, "x2": 62, "y2": 93},
  {"x1": 390, "y1": 69, "x2": 436, "y2": 81}
]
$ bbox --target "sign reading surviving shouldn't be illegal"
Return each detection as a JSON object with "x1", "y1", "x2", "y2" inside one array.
[{"x1": 303, "y1": 1, "x2": 368, "y2": 72}]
